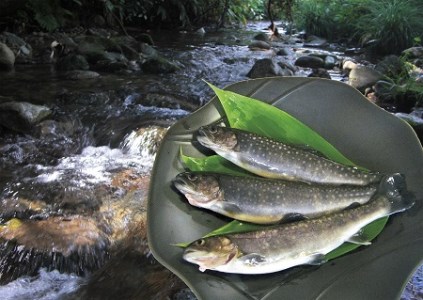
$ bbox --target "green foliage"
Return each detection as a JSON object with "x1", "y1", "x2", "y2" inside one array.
[
  {"x1": 356, "y1": 0, "x2": 423, "y2": 54},
  {"x1": 293, "y1": 0, "x2": 369, "y2": 41},
  {"x1": 293, "y1": 0, "x2": 423, "y2": 54},
  {"x1": 120, "y1": 0, "x2": 267, "y2": 28},
  {"x1": 26, "y1": 0, "x2": 79, "y2": 32}
]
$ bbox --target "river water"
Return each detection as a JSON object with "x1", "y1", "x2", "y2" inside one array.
[{"x1": 0, "y1": 22, "x2": 421, "y2": 299}]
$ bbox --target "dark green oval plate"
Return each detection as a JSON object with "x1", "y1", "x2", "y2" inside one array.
[{"x1": 147, "y1": 77, "x2": 423, "y2": 300}]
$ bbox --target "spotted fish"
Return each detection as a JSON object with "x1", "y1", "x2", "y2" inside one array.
[
  {"x1": 196, "y1": 125, "x2": 382, "y2": 185},
  {"x1": 173, "y1": 171, "x2": 379, "y2": 224},
  {"x1": 182, "y1": 173, "x2": 414, "y2": 274}
]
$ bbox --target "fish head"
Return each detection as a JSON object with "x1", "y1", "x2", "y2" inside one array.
[
  {"x1": 183, "y1": 236, "x2": 238, "y2": 272},
  {"x1": 173, "y1": 172, "x2": 222, "y2": 207},
  {"x1": 197, "y1": 125, "x2": 238, "y2": 152}
]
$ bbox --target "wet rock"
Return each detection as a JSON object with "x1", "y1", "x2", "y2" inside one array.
[
  {"x1": 76, "y1": 35, "x2": 121, "y2": 64},
  {"x1": 95, "y1": 59, "x2": 128, "y2": 72},
  {"x1": 277, "y1": 61, "x2": 297, "y2": 74},
  {"x1": 276, "y1": 47, "x2": 293, "y2": 56},
  {"x1": 253, "y1": 33, "x2": 269, "y2": 42},
  {"x1": 0, "y1": 216, "x2": 110, "y2": 284},
  {"x1": 142, "y1": 56, "x2": 180, "y2": 74},
  {"x1": 77, "y1": 42, "x2": 108, "y2": 64},
  {"x1": 308, "y1": 68, "x2": 331, "y2": 79},
  {"x1": 248, "y1": 40, "x2": 271, "y2": 50},
  {"x1": 62, "y1": 222, "x2": 189, "y2": 300},
  {"x1": 303, "y1": 35, "x2": 327, "y2": 48},
  {"x1": 247, "y1": 58, "x2": 288, "y2": 78},
  {"x1": 0, "y1": 32, "x2": 32, "y2": 64},
  {"x1": 324, "y1": 55, "x2": 337, "y2": 69},
  {"x1": 294, "y1": 55, "x2": 325, "y2": 69},
  {"x1": 195, "y1": 27, "x2": 206, "y2": 35},
  {"x1": 0, "y1": 216, "x2": 109, "y2": 256},
  {"x1": 342, "y1": 59, "x2": 358, "y2": 73},
  {"x1": 0, "y1": 197, "x2": 50, "y2": 220},
  {"x1": 140, "y1": 42, "x2": 159, "y2": 58},
  {"x1": 348, "y1": 66, "x2": 383, "y2": 91},
  {"x1": 120, "y1": 126, "x2": 168, "y2": 157},
  {"x1": 64, "y1": 70, "x2": 100, "y2": 80},
  {"x1": 0, "y1": 101, "x2": 51, "y2": 133},
  {"x1": 402, "y1": 46, "x2": 423, "y2": 59},
  {"x1": 56, "y1": 54, "x2": 89, "y2": 71},
  {"x1": 110, "y1": 35, "x2": 141, "y2": 60},
  {"x1": 0, "y1": 42, "x2": 15, "y2": 70}
]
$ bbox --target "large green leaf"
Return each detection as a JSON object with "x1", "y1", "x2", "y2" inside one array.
[{"x1": 180, "y1": 83, "x2": 388, "y2": 261}]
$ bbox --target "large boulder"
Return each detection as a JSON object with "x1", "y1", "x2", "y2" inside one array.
[
  {"x1": 248, "y1": 40, "x2": 271, "y2": 50},
  {"x1": 56, "y1": 54, "x2": 90, "y2": 71},
  {"x1": 0, "y1": 32, "x2": 32, "y2": 64},
  {"x1": 247, "y1": 58, "x2": 291, "y2": 78},
  {"x1": 0, "y1": 42, "x2": 15, "y2": 70},
  {"x1": 253, "y1": 33, "x2": 269, "y2": 42},
  {"x1": 295, "y1": 55, "x2": 325, "y2": 69},
  {"x1": 142, "y1": 56, "x2": 179, "y2": 74},
  {"x1": 303, "y1": 35, "x2": 328, "y2": 48},
  {"x1": 348, "y1": 66, "x2": 383, "y2": 91},
  {"x1": 0, "y1": 101, "x2": 51, "y2": 133}
]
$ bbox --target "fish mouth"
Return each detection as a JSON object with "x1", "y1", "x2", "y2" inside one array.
[
  {"x1": 173, "y1": 177, "x2": 194, "y2": 194},
  {"x1": 196, "y1": 127, "x2": 215, "y2": 148}
]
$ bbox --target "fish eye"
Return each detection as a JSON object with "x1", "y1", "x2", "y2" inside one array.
[
  {"x1": 208, "y1": 126, "x2": 218, "y2": 133},
  {"x1": 196, "y1": 239, "x2": 206, "y2": 246},
  {"x1": 187, "y1": 174, "x2": 197, "y2": 181}
]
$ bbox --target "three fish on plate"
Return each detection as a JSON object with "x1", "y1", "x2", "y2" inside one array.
[{"x1": 173, "y1": 125, "x2": 415, "y2": 275}]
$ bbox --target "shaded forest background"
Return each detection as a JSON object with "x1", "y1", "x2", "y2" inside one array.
[{"x1": 0, "y1": 0, "x2": 422, "y2": 55}]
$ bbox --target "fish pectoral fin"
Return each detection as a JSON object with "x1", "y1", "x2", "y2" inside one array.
[
  {"x1": 347, "y1": 230, "x2": 372, "y2": 245},
  {"x1": 240, "y1": 253, "x2": 267, "y2": 266},
  {"x1": 281, "y1": 213, "x2": 307, "y2": 223},
  {"x1": 344, "y1": 202, "x2": 361, "y2": 210},
  {"x1": 221, "y1": 202, "x2": 242, "y2": 214},
  {"x1": 308, "y1": 253, "x2": 327, "y2": 265}
]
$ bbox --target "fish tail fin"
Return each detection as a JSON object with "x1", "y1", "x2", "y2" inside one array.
[{"x1": 378, "y1": 173, "x2": 415, "y2": 215}]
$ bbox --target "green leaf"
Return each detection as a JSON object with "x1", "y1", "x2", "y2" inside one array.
[
  {"x1": 180, "y1": 83, "x2": 388, "y2": 262},
  {"x1": 181, "y1": 151, "x2": 250, "y2": 176},
  {"x1": 203, "y1": 220, "x2": 265, "y2": 238}
]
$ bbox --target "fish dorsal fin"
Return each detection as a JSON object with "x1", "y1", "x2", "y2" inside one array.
[
  {"x1": 240, "y1": 253, "x2": 267, "y2": 266},
  {"x1": 308, "y1": 253, "x2": 327, "y2": 265},
  {"x1": 347, "y1": 229, "x2": 372, "y2": 245},
  {"x1": 293, "y1": 143, "x2": 327, "y2": 158}
]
